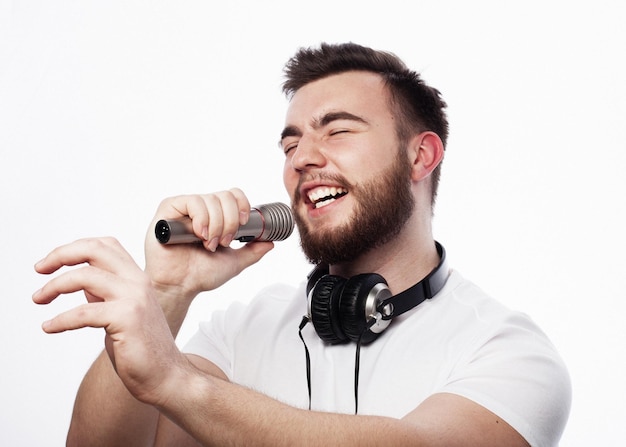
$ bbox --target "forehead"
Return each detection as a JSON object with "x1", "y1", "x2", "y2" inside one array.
[{"x1": 284, "y1": 71, "x2": 392, "y2": 125}]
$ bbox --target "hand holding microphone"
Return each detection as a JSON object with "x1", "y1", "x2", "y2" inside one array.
[
  {"x1": 155, "y1": 202, "x2": 295, "y2": 245},
  {"x1": 144, "y1": 193, "x2": 289, "y2": 296}
]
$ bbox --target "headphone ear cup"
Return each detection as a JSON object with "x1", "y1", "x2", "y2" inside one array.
[
  {"x1": 309, "y1": 275, "x2": 349, "y2": 344},
  {"x1": 339, "y1": 273, "x2": 388, "y2": 344}
]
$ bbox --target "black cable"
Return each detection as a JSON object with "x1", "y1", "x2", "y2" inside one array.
[
  {"x1": 354, "y1": 334, "x2": 363, "y2": 415},
  {"x1": 354, "y1": 317, "x2": 378, "y2": 415},
  {"x1": 298, "y1": 316, "x2": 312, "y2": 410},
  {"x1": 300, "y1": 315, "x2": 376, "y2": 415}
]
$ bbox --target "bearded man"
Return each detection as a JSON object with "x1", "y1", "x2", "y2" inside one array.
[{"x1": 35, "y1": 42, "x2": 571, "y2": 447}]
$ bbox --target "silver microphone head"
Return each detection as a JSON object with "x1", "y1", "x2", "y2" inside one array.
[{"x1": 235, "y1": 202, "x2": 295, "y2": 242}]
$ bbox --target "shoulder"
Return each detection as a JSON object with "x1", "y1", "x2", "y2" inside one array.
[
  {"x1": 425, "y1": 270, "x2": 543, "y2": 339},
  {"x1": 430, "y1": 270, "x2": 572, "y2": 446}
]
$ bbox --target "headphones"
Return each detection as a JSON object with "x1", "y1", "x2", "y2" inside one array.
[{"x1": 305, "y1": 242, "x2": 448, "y2": 345}]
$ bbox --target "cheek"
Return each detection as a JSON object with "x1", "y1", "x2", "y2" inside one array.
[{"x1": 282, "y1": 163, "x2": 297, "y2": 196}]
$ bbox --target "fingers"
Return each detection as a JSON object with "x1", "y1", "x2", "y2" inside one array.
[
  {"x1": 35, "y1": 237, "x2": 139, "y2": 277},
  {"x1": 156, "y1": 188, "x2": 251, "y2": 252},
  {"x1": 33, "y1": 237, "x2": 146, "y2": 311},
  {"x1": 33, "y1": 241, "x2": 157, "y2": 335},
  {"x1": 33, "y1": 264, "x2": 128, "y2": 305},
  {"x1": 40, "y1": 301, "x2": 108, "y2": 333}
]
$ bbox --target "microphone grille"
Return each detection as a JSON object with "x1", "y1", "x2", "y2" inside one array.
[{"x1": 257, "y1": 202, "x2": 295, "y2": 241}]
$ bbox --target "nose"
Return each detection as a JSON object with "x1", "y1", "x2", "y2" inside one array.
[{"x1": 289, "y1": 135, "x2": 326, "y2": 172}]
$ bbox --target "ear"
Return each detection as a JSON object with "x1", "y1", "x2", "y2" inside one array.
[{"x1": 408, "y1": 131, "x2": 445, "y2": 182}]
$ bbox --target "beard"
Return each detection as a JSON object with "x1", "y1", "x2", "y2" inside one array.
[{"x1": 294, "y1": 148, "x2": 415, "y2": 266}]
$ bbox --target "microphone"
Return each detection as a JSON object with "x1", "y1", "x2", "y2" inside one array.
[{"x1": 155, "y1": 202, "x2": 295, "y2": 245}]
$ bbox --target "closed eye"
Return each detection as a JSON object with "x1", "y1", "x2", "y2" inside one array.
[{"x1": 281, "y1": 140, "x2": 298, "y2": 156}]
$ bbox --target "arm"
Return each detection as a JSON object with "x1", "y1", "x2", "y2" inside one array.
[
  {"x1": 155, "y1": 355, "x2": 529, "y2": 447},
  {"x1": 35, "y1": 189, "x2": 273, "y2": 446}
]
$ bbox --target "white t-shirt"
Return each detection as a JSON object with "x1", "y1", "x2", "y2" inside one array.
[{"x1": 184, "y1": 270, "x2": 571, "y2": 447}]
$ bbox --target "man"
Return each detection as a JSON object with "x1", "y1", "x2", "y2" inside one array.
[{"x1": 33, "y1": 43, "x2": 571, "y2": 446}]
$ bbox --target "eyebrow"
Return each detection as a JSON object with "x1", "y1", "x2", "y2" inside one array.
[{"x1": 279, "y1": 111, "x2": 368, "y2": 144}]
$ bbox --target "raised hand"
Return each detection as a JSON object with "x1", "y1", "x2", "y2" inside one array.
[
  {"x1": 32, "y1": 237, "x2": 187, "y2": 405},
  {"x1": 144, "y1": 188, "x2": 275, "y2": 299}
]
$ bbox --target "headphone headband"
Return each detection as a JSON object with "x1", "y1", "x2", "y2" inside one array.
[
  {"x1": 305, "y1": 241, "x2": 449, "y2": 345},
  {"x1": 377, "y1": 241, "x2": 448, "y2": 320},
  {"x1": 306, "y1": 241, "x2": 448, "y2": 309}
]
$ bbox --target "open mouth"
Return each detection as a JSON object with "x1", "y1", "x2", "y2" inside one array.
[{"x1": 307, "y1": 186, "x2": 348, "y2": 209}]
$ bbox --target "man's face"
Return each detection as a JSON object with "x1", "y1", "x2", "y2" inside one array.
[{"x1": 280, "y1": 71, "x2": 415, "y2": 265}]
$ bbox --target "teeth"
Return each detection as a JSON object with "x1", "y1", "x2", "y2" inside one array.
[
  {"x1": 307, "y1": 186, "x2": 347, "y2": 208},
  {"x1": 315, "y1": 197, "x2": 336, "y2": 209}
]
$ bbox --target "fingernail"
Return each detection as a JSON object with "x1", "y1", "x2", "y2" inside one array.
[
  {"x1": 221, "y1": 234, "x2": 233, "y2": 247},
  {"x1": 201, "y1": 226, "x2": 209, "y2": 241},
  {"x1": 207, "y1": 237, "x2": 219, "y2": 252},
  {"x1": 240, "y1": 211, "x2": 248, "y2": 226}
]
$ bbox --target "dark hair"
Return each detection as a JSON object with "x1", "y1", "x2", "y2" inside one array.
[{"x1": 282, "y1": 42, "x2": 449, "y2": 207}]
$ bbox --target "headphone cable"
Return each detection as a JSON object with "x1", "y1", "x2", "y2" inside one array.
[
  {"x1": 298, "y1": 316, "x2": 312, "y2": 411},
  {"x1": 354, "y1": 317, "x2": 379, "y2": 415},
  {"x1": 299, "y1": 315, "x2": 377, "y2": 415}
]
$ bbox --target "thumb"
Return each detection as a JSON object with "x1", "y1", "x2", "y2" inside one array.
[{"x1": 234, "y1": 241, "x2": 275, "y2": 271}]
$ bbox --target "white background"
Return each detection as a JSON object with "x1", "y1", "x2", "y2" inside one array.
[{"x1": 1, "y1": 1, "x2": 625, "y2": 445}]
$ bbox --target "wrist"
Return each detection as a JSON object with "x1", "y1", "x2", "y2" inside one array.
[
  {"x1": 152, "y1": 357, "x2": 215, "y2": 432},
  {"x1": 150, "y1": 281, "x2": 197, "y2": 336}
]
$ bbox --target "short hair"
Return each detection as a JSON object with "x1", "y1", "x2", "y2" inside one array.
[{"x1": 282, "y1": 42, "x2": 449, "y2": 207}]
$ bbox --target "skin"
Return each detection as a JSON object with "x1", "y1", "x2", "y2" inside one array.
[{"x1": 33, "y1": 71, "x2": 529, "y2": 446}]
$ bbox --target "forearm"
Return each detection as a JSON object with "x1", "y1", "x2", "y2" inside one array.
[
  {"x1": 67, "y1": 351, "x2": 160, "y2": 447},
  {"x1": 157, "y1": 365, "x2": 423, "y2": 447}
]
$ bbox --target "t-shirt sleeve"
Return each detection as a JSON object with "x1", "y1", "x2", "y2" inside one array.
[
  {"x1": 441, "y1": 312, "x2": 572, "y2": 447},
  {"x1": 182, "y1": 301, "x2": 247, "y2": 380}
]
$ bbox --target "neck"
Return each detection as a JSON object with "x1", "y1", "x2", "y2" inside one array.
[{"x1": 329, "y1": 215, "x2": 440, "y2": 295}]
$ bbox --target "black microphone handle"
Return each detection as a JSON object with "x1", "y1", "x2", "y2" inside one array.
[{"x1": 155, "y1": 202, "x2": 294, "y2": 245}]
